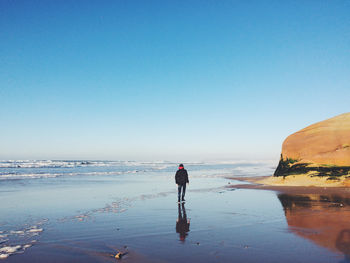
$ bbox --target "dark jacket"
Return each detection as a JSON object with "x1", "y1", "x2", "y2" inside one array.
[{"x1": 175, "y1": 169, "x2": 189, "y2": 185}]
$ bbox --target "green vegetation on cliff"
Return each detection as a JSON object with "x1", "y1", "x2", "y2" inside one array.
[{"x1": 274, "y1": 155, "x2": 350, "y2": 178}]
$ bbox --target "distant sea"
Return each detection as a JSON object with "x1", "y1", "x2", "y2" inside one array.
[{"x1": 0, "y1": 160, "x2": 276, "y2": 181}]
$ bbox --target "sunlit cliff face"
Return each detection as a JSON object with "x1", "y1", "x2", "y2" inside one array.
[
  {"x1": 278, "y1": 193, "x2": 350, "y2": 257},
  {"x1": 282, "y1": 112, "x2": 350, "y2": 166}
]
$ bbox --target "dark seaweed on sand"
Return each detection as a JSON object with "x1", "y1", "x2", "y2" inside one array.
[{"x1": 274, "y1": 155, "x2": 350, "y2": 178}]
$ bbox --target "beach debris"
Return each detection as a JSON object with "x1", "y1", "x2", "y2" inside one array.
[
  {"x1": 243, "y1": 245, "x2": 249, "y2": 249},
  {"x1": 75, "y1": 215, "x2": 87, "y2": 221},
  {"x1": 114, "y1": 251, "x2": 128, "y2": 259}
]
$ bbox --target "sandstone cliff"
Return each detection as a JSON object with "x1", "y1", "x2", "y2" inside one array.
[{"x1": 274, "y1": 113, "x2": 350, "y2": 178}]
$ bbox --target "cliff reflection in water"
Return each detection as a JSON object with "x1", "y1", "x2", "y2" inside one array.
[{"x1": 278, "y1": 193, "x2": 350, "y2": 261}]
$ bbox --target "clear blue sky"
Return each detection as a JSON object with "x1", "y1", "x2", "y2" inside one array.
[{"x1": 1, "y1": 0, "x2": 349, "y2": 161}]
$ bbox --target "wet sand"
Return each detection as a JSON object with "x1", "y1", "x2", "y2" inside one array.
[
  {"x1": 1, "y1": 167, "x2": 349, "y2": 262},
  {"x1": 227, "y1": 176, "x2": 350, "y2": 262}
]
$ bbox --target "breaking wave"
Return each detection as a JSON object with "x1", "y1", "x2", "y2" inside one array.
[{"x1": 0, "y1": 160, "x2": 276, "y2": 180}]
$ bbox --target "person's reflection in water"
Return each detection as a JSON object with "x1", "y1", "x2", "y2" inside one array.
[
  {"x1": 176, "y1": 203, "x2": 190, "y2": 242},
  {"x1": 336, "y1": 230, "x2": 350, "y2": 263}
]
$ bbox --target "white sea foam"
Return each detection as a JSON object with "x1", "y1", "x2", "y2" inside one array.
[
  {"x1": 0, "y1": 221, "x2": 46, "y2": 260},
  {"x1": 0, "y1": 160, "x2": 99, "y2": 168},
  {"x1": 206, "y1": 159, "x2": 277, "y2": 165},
  {"x1": 0, "y1": 243, "x2": 33, "y2": 259},
  {"x1": 0, "y1": 245, "x2": 21, "y2": 259},
  {"x1": 0, "y1": 159, "x2": 276, "y2": 180},
  {"x1": 0, "y1": 173, "x2": 60, "y2": 180},
  {"x1": 0, "y1": 160, "x2": 200, "y2": 169},
  {"x1": 0, "y1": 159, "x2": 178, "y2": 180},
  {"x1": 9, "y1": 231, "x2": 24, "y2": 235},
  {"x1": 27, "y1": 228, "x2": 42, "y2": 233},
  {"x1": 0, "y1": 245, "x2": 21, "y2": 253},
  {"x1": 0, "y1": 170, "x2": 143, "y2": 180}
]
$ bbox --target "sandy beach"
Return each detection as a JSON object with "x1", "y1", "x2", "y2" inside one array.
[{"x1": 229, "y1": 175, "x2": 350, "y2": 193}]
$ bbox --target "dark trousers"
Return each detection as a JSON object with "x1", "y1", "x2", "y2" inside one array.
[{"x1": 178, "y1": 184, "x2": 186, "y2": 200}]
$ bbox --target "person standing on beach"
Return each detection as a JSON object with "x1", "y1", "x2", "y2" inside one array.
[{"x1": 175, "y1": 164, "x2": 189, "y2": 203}]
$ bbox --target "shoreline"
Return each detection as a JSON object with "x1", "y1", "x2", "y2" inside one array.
[
  {"x1": 1, "y1": 164, "x2": 348, "y2": 262},
  {"x1": 228, "y1": 176, "x2": 350, "y2": 195}
]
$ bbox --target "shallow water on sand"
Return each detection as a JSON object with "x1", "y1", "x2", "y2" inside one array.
[{"x1": 0, "y1": 161, "x2": 348, "y2": 262}]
